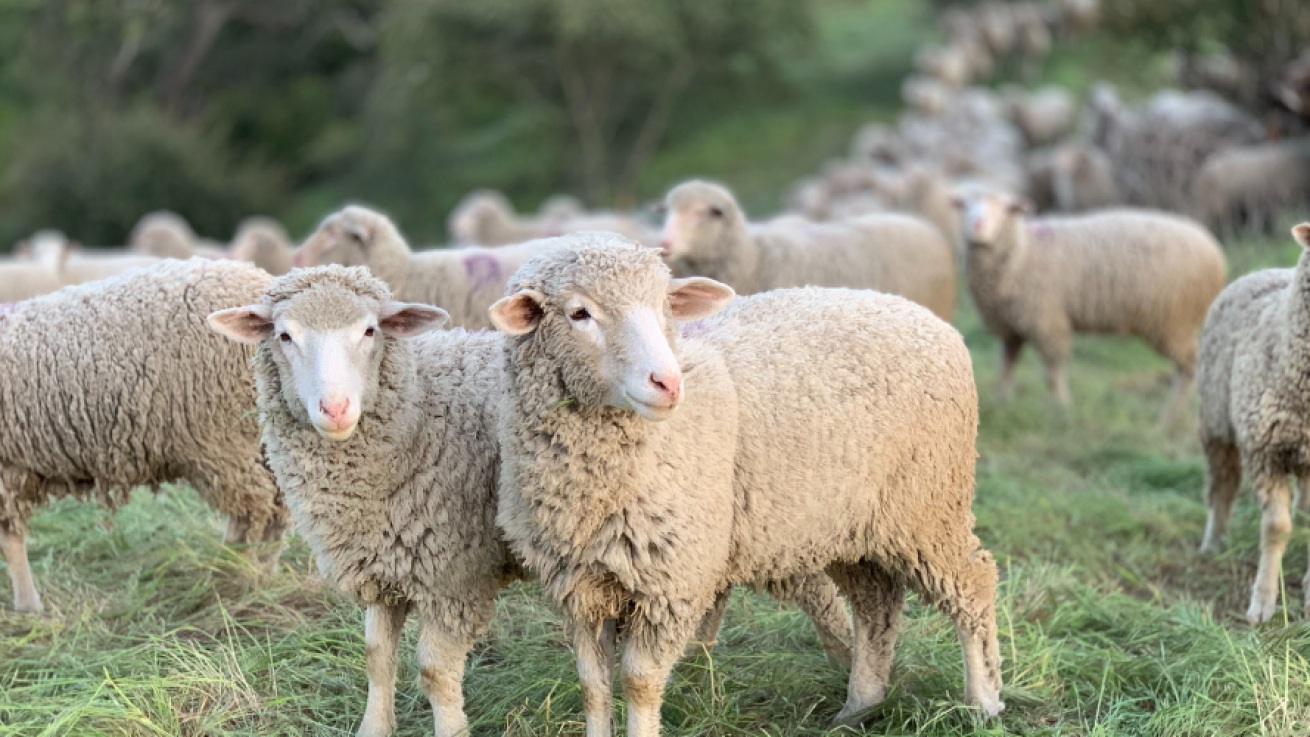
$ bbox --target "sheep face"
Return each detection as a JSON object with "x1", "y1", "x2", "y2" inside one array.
[
  {"x1": 491, "y1": 243, "x2": 733, "y2": 421},
  {"x1": 209, "y1": 278, "x2": 447, "y2": 441},
  {"x1": 293, "y1": 208, "x2": 376, "y2": 269},
  {"x1": 953, "y1": 192, "x2": 1027, "y2": 246},
  {"x1": 661, "y1": 181, "x2": 740, "y2": 261}
]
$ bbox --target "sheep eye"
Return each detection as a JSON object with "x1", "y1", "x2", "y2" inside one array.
[
  {"x1": 707, "y1": 206, "x2": 723, "y2": 218},
  {"x1": 569, "y1": 307, "x2": 591, "y2": 322},
  {"x1": 364, "y1": 327, "x2": 376, "y2": 338},
  {"x1": 279, "y1": 332, "x2": 292, "y2": 343}
]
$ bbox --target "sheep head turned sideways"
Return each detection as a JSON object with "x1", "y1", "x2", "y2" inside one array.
[
  {"x1": 292, "y1": 206, "x2": 391, "y2": 269},
  {"x1": 489, "y1": 238, "x2": 734, "y2": 421},
  {"x1": 659, "y1": 180, "x2": 742, "y2": 260},
  {"x1": 209, "y1": 265, "x2": 447, "y2": 442},
  {"x1": 951, "y1": 190, "x2": 1032, "y2": 245}
]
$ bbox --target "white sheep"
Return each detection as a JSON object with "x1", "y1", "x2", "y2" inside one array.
[
  {"x1": 661, "y1": 180, "x2": 957, "y2": 321},
  {"x1": 0, "y1": 259, "x2": 287, "y2": 613},
  {"x1": 1001, "y1": 85, "x2": 1077, "y2": 146},
  {"x1": 227, "y1": 216, "x2": 295, "y2": 275},
  {"x1": 128, "y1": 210, "x2": 227, "y2": 260},
  {"x1": 18, "y1": 230, "x2": 160, "y2": 286},
  {"x1": 1197, "y1": 223, "x2": 1310, "y2": 623},
  {"x1": 490, "y1": 234, "x2": 1002, "y2": 735},
  {"x1": 292, "y1": 205, "x2": 554, "y2": 331},
  {"x1": 1192, "y1": 139, "x2": 1310, "y2": 234},
  {"x1": 953, "y1": 190, "x2": 1227, "y2": 423},
  {"x1": 209, "y1": 265, "x2": 855, "y2": 736}
]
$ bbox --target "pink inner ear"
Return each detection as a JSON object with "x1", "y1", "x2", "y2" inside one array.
[
  {"x1": 1294, "y1": 225, "x2": 1310, "y2": 248},
  {"x1": 490, "y1": 292, "x2": 545, "y2": 335},
  {"x1": 669, "y1": 280, "x2": 734, "y2": 320},
  {"x1": 379, "y1": 304, "x2": 447, "y2": 337},
  {"x1": 210, "y1": 307, "x2": 273, "y2": 343}
]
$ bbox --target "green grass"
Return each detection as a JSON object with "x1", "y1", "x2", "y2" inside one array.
[{"x1": 5, "y1": 232, "x2": 1310, "y2": 736}]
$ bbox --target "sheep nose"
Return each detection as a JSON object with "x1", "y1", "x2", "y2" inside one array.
[
  {"x1": 658, "y1": 239, "x2": 673, "y2": 256},
  {"x1": 649, "y1": 371, "x2": 682, "y2": 403},
  {"x1": 291, "y1": 250, "x2": 305, "y2": 267},
  {"x1": 319, "y1": 398, "x2": 350, "y2": 422}
]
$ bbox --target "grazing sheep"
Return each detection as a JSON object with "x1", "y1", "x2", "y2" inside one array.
[
  {"x1": 209, "y1": 265, "x2": 854, "y2": 735},
  {"x1": 228, "y1": 217, "x2": 295, "y2": 276},
  {"x1": 1192, "y1": 140, "x2": 1310, "y2": 234},
  {"x1": 1001, "y1": 85, "x2": 1077, "y2": 146},
  {"x1": 1197, "y1": 223, "x2": 1310, "y2": 623},
  {"x1": 0, "y1": 259, "x2": 287, "y2": 614},
  {"x1": 661, "y1": 180, "x2": 957, "y2": 321},
  {"x1": 21, "y1": 230, "x2": 160, "y2": 286},
  {"x1": 491, "y1": 234, "x2": 1002, "y2": 735},
  {"x1": 129, "y1": 211, "x2": 227, "y2": 260},
  {"x1": 292, "y1": 205, "x2": 553, "y2": 331},
  {"x1": 954, "y1": 191, "x2": 1226, "y2": 422}
]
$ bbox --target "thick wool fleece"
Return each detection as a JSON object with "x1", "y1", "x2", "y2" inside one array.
[
  {"x1": 664, "y1": 181, "x2": 957, "y2": 321},
  {"x1": 0, "y1": 259, "x2": 285, "y2": 539},
  {"x1": 966, "y1": 207, "x2": 1226, "y2": 410},
  {"x1": 1196, "y1": 236, "x2": 1310, "y2": 622},
  {"x1": 253, "y1": 266, "x2": 522, "y2": 625},
  {"x1": 498, "y1": 235, "x2": 1000, "y2": 731},
  {"x1": 294, "y1": 206, "x2": 554, "y2": 330}
]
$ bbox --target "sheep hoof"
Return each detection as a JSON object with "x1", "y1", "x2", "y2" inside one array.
[
  {"x1": 829, "y1": 706, "x2": 871, "y2": 729},
  {"x1": 355, "y1": 722, "x2": 393, "y2": 737},
  {"x1": 13, "y1": 598, "x2": 44, "y2": 615},
  {"x1": 972, "y1": 693, "x2": 1006, "y2": 719},
  {"x1": 1246, "y1": 597, "x2": 1277, "y2": 625}
]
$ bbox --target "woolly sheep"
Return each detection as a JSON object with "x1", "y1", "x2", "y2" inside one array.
[
  {"x1": 1192, "y1": 139, "x2": 1310, "y2": 234},
  {"x1": 0, "y1": 259, "x2": 287, "y2": 614},
  {"x1": 902, "y1": 75, "x2": 953, "y2": 116},
  {"x1": 129, "y1": 210, "x2": 226, "y2": 260},
  {"x1": 1002, "y1": 85, "x2": 1077, "y2": 146},
  {"x1": 20, "y1": 230, "x2": 161, "y2": 286},
  {"x1": 953, "y1": 191, "x2": 1226, "y2": 422},
  {"x1": 916, "y1": 45, "x2": 973, "y2": 88},
  {"x1": 447, "y1": 189, "x2": 538, "y2": 247},
  {"x1": 209, "y1": 265, "x2": 855, "y2": 735},
  {"x1": 228, "y1": 217, "x2": 295, "y2": 275},
  {"x1": 0, "y1": 251, "x2": 64, "y2": 303},
  {"x1": 1025, "y1": 145, "x2": 1120, "y2": 213},
  {"x1": 1196, "y1": 224, "x2": 1310, "y2": 623},
  {"x1": 291, "y1": 205, "x2": 553, "y2": 331},
  {"x1": 490, "y1": 234, "x2": 1002, "y2": 735},
  {"x1": 661, "y1": 180, "x2": 956, "y2": 321}
]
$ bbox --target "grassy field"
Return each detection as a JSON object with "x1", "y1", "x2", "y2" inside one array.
[{"x1": 4, "y1": 229, "x2": 1310, "y2": 736}]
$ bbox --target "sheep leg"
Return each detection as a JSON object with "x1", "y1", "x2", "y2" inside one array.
[
  {"x1": 1158, "y1": 366, "x2": 1195, "y2": 427},
  {"x1": 575, "y1": 618, "x2": 617, "y2": 737},
  {"x1": 358, "y1": 603, "x2": 408, "y2": 737},
  {"x1": 621, "y1": 624, "x2": 687, "y2": 737},
  {"x1": 417, "y1": 622, "x2": 474, "y2": 737},
  {"x1": 772, "y1": 574, "x2": 853, "y2": 671},
  {"x1": 0, "y1": 525, "x2": 41, "y2": 614},
  {"x1": 1200, "y1": 441, "x2": 1241, "y2": 553},
  {"x1": 998, "y1": 336, "x2": 1024, "y2": 402},
  {"x1": 1039, "y1": 351, "x2": 1071, "y2": 408},
  {"x1": 828, "y1": 561, "x2": 904, "y2": 726},
  {"x1": 1248, "y1": 474, "x2": 1292, "y2": 624},
  {"x1": 686, "y1": 588, "x2": 730, "y2": 657}
]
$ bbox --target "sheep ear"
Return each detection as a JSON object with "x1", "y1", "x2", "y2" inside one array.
[
  {"x1": 209, "y1": 305, "x2": 274, "y2": 344},
  {"x1": 1007, "y1": 199, "x2": 1034, "y2": 216},
  {"x1": 489, "y1": 289, "x2": 546, "y2": 335},
  {"x1": 668, "y1": 277, "x2": 735, "y2": 321},
  {"x1": 1293, "y1": 223, "x2": 1310, "y2": 250},
  {"x1": 379, "y1": 301, "x2": 448, "y2": 337}
]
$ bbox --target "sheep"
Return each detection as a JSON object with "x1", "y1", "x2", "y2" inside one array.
[
  {"x1": 1001, "y1": 85, "x2": 1077, "y2": 146},
  {"x1": 129, "y1": 210, "x2": 227, "y2": 260},
  {"x1": 19, "y1": 230, "x2": 161, "y2": 286},
  {"x1": 953, "y1": 190, "x2": 1226, "y2": 423},
  {"x1": 916, "y1": 45, "x2": 973, "y2": 88},
  {"x1": 848, "y1": 123, "x2": 904, "y2": 166},
  {"x1": 291, "y1": 205, "x2": 554, "y2": 331},
  {"x1": 660, "y1": 180, "x2": 957, "y2": 321},
  {"x1": 1192, "y1": 139, "x2": 1310, "y2": 234},
  {"x1": 490, "y1": 234, "x2": 1003, "y2": 735},
  {"x1": 447, "y1": 189, "x2": 538, "y2": 247},
  {"x1": 0, "y1": 245, "x2": 65, "y2": 303},
  {"x1": 1196, "y1": 223, "x2": 1310, "y2": 623},
  {"x1": 208, "y1": 265, "x2": 855, "y2": 735},
  {"x1": 902, "y1": 75, "x2": 953, "y2": 116},
  {"x1": 228, "y1": 216, "x2": 295, "y2": 275},
  {"x1": 1025, "y1": 145, "x2": 1120, "y2": 213},
  {"x1": 0, "y1": 259, "x2": 288, "y2": 614}
]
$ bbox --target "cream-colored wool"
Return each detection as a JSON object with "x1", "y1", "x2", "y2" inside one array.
[
  {"x1": 1197, "y1": 223, "x2": 1310, "y2": 624},
  {"x1": 228, "y1": 217, "x2": 294, "y2": 275},
  {"x1": 0, "y1": 259, "x2": 62, "y2": 302},
  {"x1": 447, "y1": 189, "x2": 541, "y2": 246},
  {"x1": 662, "y1": 180, "x2": 957, "y2": 321},
  {"x1": 0, "y1": 259, "x2": 287, "y2": 614},
  {"x1": 494, "y1": 234, "x2": 1001, "y2": 736},
  {"x1": 292, "y1": 205, "x2": 553, "y2": 330},
  {"x1": 1192, "y1": 140, "x2": 1310, "y2": 234},
  {"x1": 958, "y1": 192, "x2": 1226, "y2": 422},
  {"x1": 22, "y1": 230, "x2": 161, "y2": 286},
  {"x1": 128, "y1": 210, "x2": 226, "y2": 260}
]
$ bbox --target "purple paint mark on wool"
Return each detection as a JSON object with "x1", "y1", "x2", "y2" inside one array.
[
  {"x1": 679, "y1": 319, "x2": 711, "y2": 339},
  {"x1": 463, "y1": 253, "x2": 503, "y2": 288},
  {"x1": 1027, "y1": 221, "x2": 1056, "y2": 241}
]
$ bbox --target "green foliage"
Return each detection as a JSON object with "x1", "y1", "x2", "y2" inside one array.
[{"x1": 1103, "y1": 0, "x2": 1310, "y2": 71}]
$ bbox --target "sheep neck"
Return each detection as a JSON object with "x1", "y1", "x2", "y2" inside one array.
[
  {"x1": 366, "y1": 233, "x2": 415, "y2": 300},
  {"x1": 680, "y1": 216, "x2": 759, "y2": 294},
  {"x1": 964, "y1": 216, "x2": 1029, "y2": 300},
  {"x1": 1278, "y1": 253, "x2": 1310, "y2": 394}
]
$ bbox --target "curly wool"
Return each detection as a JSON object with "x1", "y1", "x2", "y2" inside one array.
[
  {"x1": 253, "y1": 265, "x2": 521, "y2": 627},
  {"x1": 664, "y1": 180, "x2": 956, "y2": 321},
  {"x1": 0, "y1": 259, "x2": 284, "y2": 537},
  {"x1": 294, "y1": 205, "x2": 554, "y2": 330}
]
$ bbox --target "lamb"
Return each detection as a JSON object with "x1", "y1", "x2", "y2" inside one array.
[
  {"x1": 1196, "y1": 223, "x2": 1310, "y2": 623},
  {"x1": 491, "y1": 234, "x2": 1002, "y2": 735},
  {"x1": 228, "y1": 217, "x2": 295, "y2": 275},
  {"x1": 20, "y1": 230, "x2": 160, "y2": 286},
  {"x1": 208, "y1": 265, "x2": 854, "y2": 736},
  {"x1": 660, "y1": 180, "x2": 957, "y2": 321},
  {"x1": 291, "y1": 205, "x2": 554, "y2": 331},
  {"x1": 129, "y1": 210, "x2": 227, "y2": 259},
  {"x1": 1192, "y1": 140, "x2": 1310, "y2": 234},
  {"x1": 953, "y1": 190, "x2": 1226, "y2": 423},
  {"x1": 0, "y1": 259, "x2": 287, "y2": 614}
]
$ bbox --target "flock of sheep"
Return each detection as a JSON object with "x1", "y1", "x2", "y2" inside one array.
[{"x1": 6, "y1": 3, "x2": 1310, "y2": 735}]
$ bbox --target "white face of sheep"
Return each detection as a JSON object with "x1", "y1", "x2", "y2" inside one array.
[
  {"x1": 951, "y1": 192, "x2": 1030, "y2": 246},
  {"x1": 489, "y1": 276, "x2": 735, "y2": 421},
  {"x1": 659, "y1": 200, "x2": 728, "y2": 260},
  {"x1": 208, "y1": 298, "x2": 448, "y2": 441}
]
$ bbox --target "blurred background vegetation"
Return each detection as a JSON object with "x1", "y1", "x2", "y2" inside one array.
[{"x1": 0, "y1": 0, "x2": 1303, "y2": 247}]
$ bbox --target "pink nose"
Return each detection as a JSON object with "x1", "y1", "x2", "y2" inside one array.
[
  {"x1": 319, "y1": 398, "x2": 351, "y2": 423},
  {"x1": 658, "y1": 239, "x2": 673, "y2": 256},
  {"x1": 649, "y1": 372, "x2": 682, "y2": 403}
]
